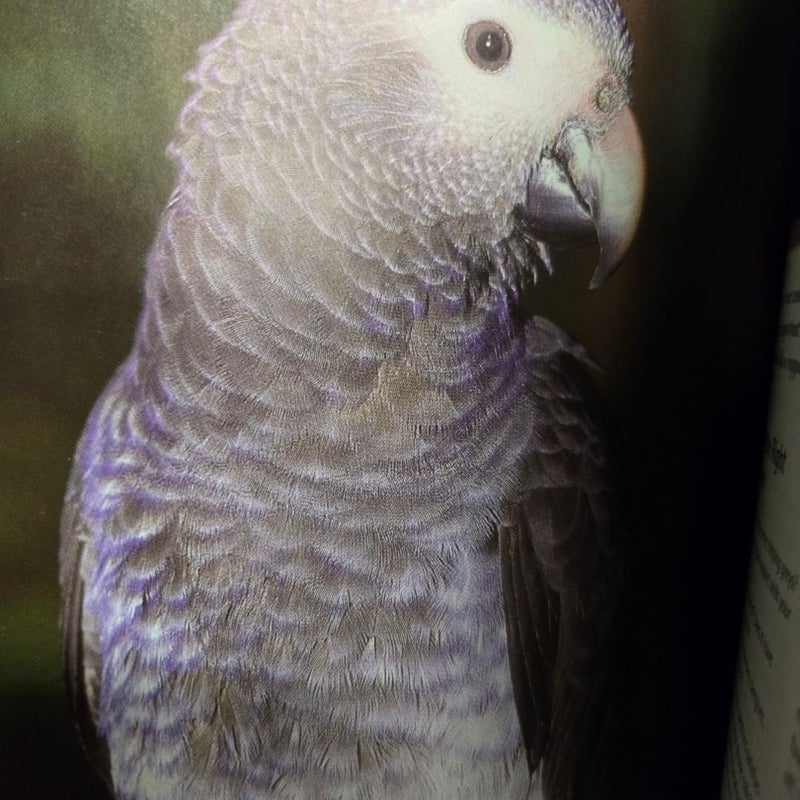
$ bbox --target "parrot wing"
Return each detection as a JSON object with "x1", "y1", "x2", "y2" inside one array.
[
  {"x1": 60, "y1": 481, "x2": 113, "y2": 791},
  {"x1": 499, "y1": 324, "x2": 625, "y2": 800}
]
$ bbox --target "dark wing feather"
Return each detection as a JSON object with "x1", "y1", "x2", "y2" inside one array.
[
  {"x1": 500, "y1": 338, "x2": 625, "y2": 800},
  {"x1": 60, "y1": 482, "x2": 113, "y2": 793},
  {"x1": 499, "y1": 517, "x2": 558, "y2": 770}
]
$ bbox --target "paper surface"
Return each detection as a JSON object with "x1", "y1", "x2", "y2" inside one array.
[{"x1": 721, "y1": 233, "x2": 800, "y2": 799}]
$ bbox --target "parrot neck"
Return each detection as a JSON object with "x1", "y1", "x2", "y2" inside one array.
[{"x1": 134, "y1": 201, "x2": 528, "y2": 428}]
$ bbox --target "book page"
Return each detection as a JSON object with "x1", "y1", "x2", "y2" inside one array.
[{"x1": 721, "y1": 231, "x2": 800, "y2": 800}]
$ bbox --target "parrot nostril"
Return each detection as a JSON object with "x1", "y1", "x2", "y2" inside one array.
[{"x1": 595, "y1": 84, "x2": 614, "y2": 113}]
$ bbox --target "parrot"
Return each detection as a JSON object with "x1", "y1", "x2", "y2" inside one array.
[{"x1": 59, "y1": 0, "x2": 644, "y2": 798}]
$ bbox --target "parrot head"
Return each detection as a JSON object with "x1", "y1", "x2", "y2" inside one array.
[
  {"x1": 177, "y1": 0, "x2": 644, "y2": 304},
  {"x1": 378, "y1": 0, "x2": 645, "y2": 288}
]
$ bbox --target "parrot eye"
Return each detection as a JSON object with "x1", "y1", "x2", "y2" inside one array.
[{"x1": 464, "y1": 21, "x2": 512, "y2": 72}]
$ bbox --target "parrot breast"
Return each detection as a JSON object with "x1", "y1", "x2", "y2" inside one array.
[{"x1": 75, "y1": 243, "x2": 549, "y2": 797}]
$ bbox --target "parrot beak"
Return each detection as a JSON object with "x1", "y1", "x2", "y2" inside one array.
[{"x1": 524, "y1": 108, "x2": 645, "y2": 288}]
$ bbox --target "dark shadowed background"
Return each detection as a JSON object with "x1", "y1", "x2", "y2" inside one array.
[{"x1": 1, "y1": 1, "x2": 799, "y2": 797}]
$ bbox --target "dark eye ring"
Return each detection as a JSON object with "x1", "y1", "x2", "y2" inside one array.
[{"x1": 464, "y1": 20, "x2": 512, "y2": 72}]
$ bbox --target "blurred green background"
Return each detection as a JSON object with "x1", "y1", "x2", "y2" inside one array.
[{"x1": 1, "y1": 1, "x2": 798, "y2": 797}]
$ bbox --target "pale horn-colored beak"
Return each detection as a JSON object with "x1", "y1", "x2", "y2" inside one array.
[{"x1": 524, "y1": 108, "x2": 645, "y2": 288}]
